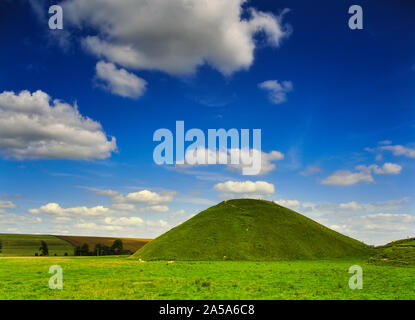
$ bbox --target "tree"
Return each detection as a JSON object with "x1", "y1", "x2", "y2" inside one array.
[
  {"x1": 94, "y1": 243, "x2": 103, "y2": 256},
  {"x1": 81, "y1": 243, "x2": 90, "y2": 256},
  {"x1": 111, "y1": 239, "x2": 123, "y2": 254},
  {"x1": 39, "y1": 241, "x2": 49, "y2": 256},
  {"x1": 0, "y1": 239, "x2": 2, "y2": 253}
]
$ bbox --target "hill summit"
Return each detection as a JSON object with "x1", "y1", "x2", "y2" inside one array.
[{"x1": 132, "y1": 199, "x2": 369, "y2": 261}]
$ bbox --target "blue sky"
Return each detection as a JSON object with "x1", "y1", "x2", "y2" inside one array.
[{"x1": 0, "y1": 0, "x2": 414, "y2": 245}]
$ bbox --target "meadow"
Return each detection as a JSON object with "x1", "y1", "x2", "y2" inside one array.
[{"x1": 0, "y1": 256, "x2": 414, "y2": 300}]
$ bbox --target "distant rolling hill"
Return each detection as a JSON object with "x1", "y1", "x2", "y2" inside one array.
[
  {"x1": 369, "y1": 237, "x2": 415, "y2": 267},
  {"x1": 132, "y1": 199, "x2": 370, "y2": 261},
  {"x1": 0, "y1": 234, "x2": 74, "y2": 256},
  {"x1": 0, "y1": 234, "x2": 151, "y2": 256},
  {"x1": 56, "y1": 235, "x2": 151, "y2": 253}
]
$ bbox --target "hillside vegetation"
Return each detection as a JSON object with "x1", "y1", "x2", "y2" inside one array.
[
  {"x1": 369, "y1": 237, "x2": 415, "y2": 267},
  {"x1": 132, "y1": 199, "x2": 370, "y2": 261}
]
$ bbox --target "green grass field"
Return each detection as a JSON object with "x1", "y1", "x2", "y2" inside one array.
[
  {"x1": 0, "y1": 256, "x2": 414, "y2": 300},
  {"x1": 0, "y1": 234, "x2": 74, "y2": 257}
]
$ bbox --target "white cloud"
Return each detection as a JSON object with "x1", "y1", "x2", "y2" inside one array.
[
  {"x1": 180, "y1": 147, "x2": 284, "y2": 175},
  {"x1": 322, "y1": 162, "x2": 402, "y2": 186},
  {"x1": 0, "y1": 212, "x2": 42, "y2": 228},
  {"x1": 299, "y1": 165, "x2": 322, "y2": 176},
  {"x1": 96, "y1": 189, "x2": 176, "y2": 212},
  {"x1": 146, "y1": 205, "x2": 169, "y2": 213},
  {"x1": 95, "y1": 61, "x2": 147, "y2": 98},
  {"x1": 228, "y1": 149, "x2": 284, "y2": 175},
  {"x1": 62, "y1": 0, "x2": 289, "y2": 75},
  {"x1": 29, "y1": 202, "x2": 115, "y2": 217},
  {"x1": 0, "y1": 90, "x2": 116, "y2": 160},
  {"x1": 104, "y1": 216, "x2": 144, "y2": 226},
  {"x1": 339, "y1": 201, "x2": 362, "y2": 211},
  {"x1": 258, "y1": 80, "x2": 293, "y2": 104},
  {"x1": 122, "y1": 190, "x2": 176, "y2": 205},
  {"x1": 379, "y1": 144, "x2": 415, "y2": 158},
  {"x1": 275, "y1": 199, "x2": 301, "y2": 208},
  {"x1": 371, "y1": 162, "x2": 402, "y2": 175},
  {"x1": 321, "y1": 168, "x2": 374, "y2": 186},
  {"x1": 214, "y1": 180, "x2": 275, "y2": 198},
  {"x1": 0, "y1": 200, "x2": 16, "y2": 209}
]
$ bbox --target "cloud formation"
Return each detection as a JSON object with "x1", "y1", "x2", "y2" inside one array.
[
  {"x1": 97, "y1": 189, "x2": 176, "y2": 212},
  {"x1": 379, "y1": 144, "x2": 415, "y2": 158},
  {"x1": 258, "y1": 80, "x2": 293, "y2": 104},
  {"x1": 180, "y1": 147, "x2": 284, "y2": 175},
  {"x1": 62, "y1": 0, "x2": 289, "y2": 75},
  {"x1": 0, "y1": 200, "x2": 16, "y2": 209},
  {"x1": 0, "y1": 90, "x2": 116, "y2": 160},
  {"x1": 95, "y1": 61, "x2": 147, "y2": 99},
  {"x1": 321, "y1": 163, "x2": 402, "y2": 186},
  {"x1": 214, "y1": 180, "x2": 275, "y2": 198},
  {"x1": 29, "y1": 203, "x2": 115, "y2": 217}
]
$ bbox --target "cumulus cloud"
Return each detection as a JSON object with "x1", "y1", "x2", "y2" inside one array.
[
  {"x1": 258, "y1": 80, "x2": 293, "y2": 104},
  {"x1": 228, "y1": 149, "x2": 284, "y2": 175},
  {"x1": 321, "y1": 168, "x2": 374, "y2": 186},
  {"x1": 95, "y1": 61, "x2": 147, "y2": 98},
  {"x1": 274, "y1": 199, "x2": 301, "y2": 208},
  {"x1": 338, "y1": 201, "x2": 362, "y2": 211},
  {"x1": 61, "y1": 0, "x2": 289, "y2": 75},
  {"x1": 322, "y1": 162, "x2": 402, "y2": 186},
  {"x1": 371, "y1": 162, "x2": 402, "y2": 175},
  {"x1": 180, "y1": 147, "x2": 284, "y2": 175},
  {"x1": 366, "y1": 141, "x2": 415, "y2": 159},
  {"x1": 0, "y1": 90, "x2": 116, "y2": 160},
  {"x1": 214, "y1": 180, "x2": 275, "y2": 198},
  {"x1": 96, "y1": 189, "x2": 176, "y2": 212},
  {"x1": 379, "y1": 144, "x2": 415, "y2": 158},
  {"x1": 0, "y1": 200, "x2": 16, "y2": 209},
  {"x1": 29, "y1": 203, "x2": 115, "y2": 217},
  {"x1": 104, "y1": 216, "x2": 144, "y2": 227}
]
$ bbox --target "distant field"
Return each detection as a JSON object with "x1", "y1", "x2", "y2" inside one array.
[
  {"x1": 0, "y1": 234, "x2": 74, "y2": 257},
  {"x1": 56, "y1": 235, "x2": 151, "y2": 252},
  {"x1": 0, "y1": 256, "x2": 414, "y2": 299},
  {"x1": 0, "y1": 234, "x2": 151, "y2": 257}
]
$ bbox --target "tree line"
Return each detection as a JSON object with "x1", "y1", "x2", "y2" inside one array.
[
  {"x1": 33, "y1": 239, "x2": 132, "y2": 256},
  {"x1": 74, "y1": 239, "x2": 132, "y2": 256}
]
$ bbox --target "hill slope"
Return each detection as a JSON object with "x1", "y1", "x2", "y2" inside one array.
[
  {"x1": 56, "y1": 235, "x2": 151, "y2": 252},
  {"x1": 0, "y1": 234, "x2": 74, "y2": 256},
  {"x1": 132, "y1": 199, "x2": 369, "y2": 261}
]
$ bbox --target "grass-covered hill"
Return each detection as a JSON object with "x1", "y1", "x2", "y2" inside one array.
[
  {"x1": 369, "y1": 237, "x2": 415, "y2": 267},
  {"x1": 132, "y1": 199, "x2": 370, "y2": 261}
]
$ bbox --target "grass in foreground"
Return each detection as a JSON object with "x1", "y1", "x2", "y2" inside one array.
[{"x1": 0, "y1": 256, "x2": 414, "y2": 300}]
